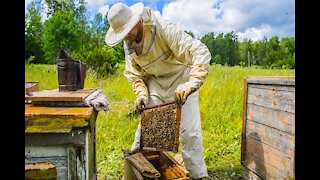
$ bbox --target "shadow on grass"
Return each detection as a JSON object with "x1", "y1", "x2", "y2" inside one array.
[{"x1": 208, "y1": 165, "x2": 245, "y2": 180}]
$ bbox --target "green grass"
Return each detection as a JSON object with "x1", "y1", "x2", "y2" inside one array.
[{"x1": 25, "y1": 64, "x2": 294, "y2": 180}]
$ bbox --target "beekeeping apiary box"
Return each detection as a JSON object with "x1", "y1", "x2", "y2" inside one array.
[
  {"x1": 124, "y1": 150, "x2": 190, "y2": 179},
  {"x1": 25, "y1": 89, "x2": 99, "y2": 180},
  {"x1": 241, "y1": 76, "x2": 295, "y2": 180}
]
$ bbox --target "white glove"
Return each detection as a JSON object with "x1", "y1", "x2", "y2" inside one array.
[
  {"x1": 174, "y1": 82, "x2": 199, "y2": 105},
  {"x1": 135, "y1": 95, "x2": 148, "y2": 113},
  {"x1": 84, "y1": 90, "x2": 110, "y2": 111}
]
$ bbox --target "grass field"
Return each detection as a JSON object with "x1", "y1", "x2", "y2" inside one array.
[{"x1": 25, "y1": 64, "x2": 294, "y2": 179}]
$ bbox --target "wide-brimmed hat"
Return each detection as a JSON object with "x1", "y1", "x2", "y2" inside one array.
[{"x1": 105, "y1": 2, "x2": 144, "y2": 47}]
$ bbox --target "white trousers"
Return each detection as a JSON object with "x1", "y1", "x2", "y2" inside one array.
[{"x1": 131, "y1": 91, "x2": 208, "y2": 179}]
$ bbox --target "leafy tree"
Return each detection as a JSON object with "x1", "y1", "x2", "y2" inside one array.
[
  {"x1": 82, "y1": 45, "x2": 122, "y2": 76},
  {"x1": 44, "y1": 0, "x2": 77, "y2": 17},
  {"x1": 239, "y1": 39, "x2": 253, "y2": 66},
  {"x1": 280, "y1": 37, "x2": 295, "y2": 56},
  {"x1": 223, "y1": 32, "x2": 240, "y2": 66},
  {"x1": 201, "y1": 32, "x2": 215, "y2": 64},
  {"x1": 252, "y1": 37, "x2": 268, "y2": 66},
  {"x1": 25, "y1": 0, "x2": 45, "y2": 63},
  {"x1": 213, "y1": 54, "x2": 222, "y2": 64},
  {"x1": 268, "y1": 36, "x2": 280, "y2": 51},
  {"x1": 90, "y1": 13, "x2": 108, "y2": 49},
  {"x1": 43, "y1": 10, "x2": 81, "y2": 64}
]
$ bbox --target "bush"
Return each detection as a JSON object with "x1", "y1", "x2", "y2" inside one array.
[{"x1": 76, "y1": 45, "x2": 123, "y2": 77}]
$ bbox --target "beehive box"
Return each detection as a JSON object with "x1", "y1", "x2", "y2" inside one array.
[
  {"x1": 25, "y1": 95, "x2": 98, "y2": 179},
  {"x1": 241, "y1": 76, "x2": 295, "y2": 180},
  {"x1": 124, "y1": 150, "x2": 190, "y2": 179}
]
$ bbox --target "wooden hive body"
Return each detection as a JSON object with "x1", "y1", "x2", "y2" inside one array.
[
  {"x1": 241, "y1": 76, "x2": 295, "y2": 180},
  {"x1": 25, "y1": 88, "x2": 99, "y2": 179}
]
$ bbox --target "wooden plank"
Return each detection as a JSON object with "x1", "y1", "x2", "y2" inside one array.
[
  {"x1": 68, "y1": 147, "x2": 76, "y2": 180},
  {"x1": 25, "y1": 162, "x2": 57, "y2": 180},
  {"x1": 25, "y1": 157, "x2": 68, "y2": 169},
  {"x1": 243, "y1": 136, "x2": 294, "y2": 179},
  {"x1": 25, "y1": 104, "x2": 94, "y2": 133},
  {"x1": 246, "y1": 119, "x2": 295, "y2": 156},
  {"x1": 131, "y1": 165, "x2": 144, "y2": 180},
  {"x1": 124, "y1": 158, "x2": 140, "y2": 180},
  {"x1": 160, "y1": 151, "x2": 189, "y2": 176},
  {"x1": 86, "y1": 128, "x2": 96, "y2": 180},
  {"x1": 25, "y1": 104, "x2": 94, "y2": 118},
  {"x1": 247, "y1": 86, "x2": 295, "y2": 113},
  {"x1": 31, "y1": 101, "x2": 87, "y2": 107},
  {"x1": 241, "y1": 78, "x2": 248, "y2": 164},
  {"x1": 25, "y1": 130, "x2": 86, "y2": 146},
  {"x1": 249, "y1": 84, "x2": 295, "y2": 92},
  {"x1": 25, "y1": 157, "x2": 68, "y2": 179},
  {"x1": 76, "y1": 146, "x2": 86, "y2": 180},
  {"x1": 25, "y1": 146, "x2": 67, "y2": 157},
  {"x1": 26, "y1": 88, "x2": 97, "y2": 102},
  {"x1": 246, "y1": 103, "x2": 295, "y2": 135},
  {"x1": 246, "y1": 76, "x2": 295, "y2": 86},
  {"x1": 243, "y1": 167, "x2": 262, "y2": 180},
  {"x1": 25, "y1": 116, "x2": 89, "y2": 133}
]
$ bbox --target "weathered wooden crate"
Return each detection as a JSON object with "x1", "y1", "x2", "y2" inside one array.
[
  {"x1": 25, "y1": 101, "x2": 98, "y2": 179},
  {"x1": 124, "y1": 150, "x2": 190, "y2": 179},
  {"x1": 241, "y1": 76, "x2": 295, "y2": 180}
]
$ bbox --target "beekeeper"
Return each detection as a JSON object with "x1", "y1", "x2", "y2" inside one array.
[{"x1": 105, "y1": 2, "x2": 211, "y2": 179}]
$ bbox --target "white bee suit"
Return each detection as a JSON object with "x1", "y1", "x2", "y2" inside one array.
[{"x1": 123, "y1": 7, "x2": 210, "y2": 179}]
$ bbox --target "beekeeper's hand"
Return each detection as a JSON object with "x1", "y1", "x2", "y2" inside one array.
[
  {"x1": 135, "y1": 95, "x2": 148, "y2": 113},
  {"x1": 175, "y1": 82, "x2": 198, "y2": 105}
]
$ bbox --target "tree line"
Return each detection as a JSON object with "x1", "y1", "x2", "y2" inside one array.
[{"x1": 25, "y1": 0, "x2": 295, "y2": 77}]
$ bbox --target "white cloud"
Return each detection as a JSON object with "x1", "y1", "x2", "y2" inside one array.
[
  {"x1": 98, "y1": 5, "x2": 109, "y2": 17},
  {"x1": 236, "y1": 24, "x2": 272, "y2": 42},
  {"x1": 85, "y1": 0, "x2": 118, "y2": 7},
  {"x1": 25, "y1": 0, "x2": 31, "y2": 13},
  {"x1": 161, "y1": 0, "x2": 295, "y2": 41}
]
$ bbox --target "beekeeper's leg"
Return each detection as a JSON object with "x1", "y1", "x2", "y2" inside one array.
[
  {"x1": 180, "y1": 90, "x2": 208, "y2": 178},
  {"x1": 130, "y1": 94, "x2": 164, "y2": 151}
]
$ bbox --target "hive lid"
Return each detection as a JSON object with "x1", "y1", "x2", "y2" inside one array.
[{"x1": 26, "y1": 88, "x2": 97, "y2": 102}]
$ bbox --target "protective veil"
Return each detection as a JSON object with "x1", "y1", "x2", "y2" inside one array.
[{"x1": 123, "y1": 7, "x2": 211, "y2": 179}]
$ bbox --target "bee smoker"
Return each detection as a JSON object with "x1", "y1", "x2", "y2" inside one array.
[{"x1": 57, "y1": 50, "x2": 87, "y2": 92}]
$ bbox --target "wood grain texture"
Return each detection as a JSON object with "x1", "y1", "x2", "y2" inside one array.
[
  {"x1": 244, "y1": 136, "x2": 294, "y2": 179},
  {"x1": 246, "y1": 76, "x2": 295, "y2": 86},
  {"x1": 247, "y1": 86, "x2": 295, "y2": 113},
  {"x1": 25, "y1": 130, "x2": 94, "y2": 180},
  {"x1": 246, "y1": 103, "x2": 295, "y2": 135},
  {"x1": 25, "y1": 162, "x2": 57, "y2": 180},
  {"x1": 25, "y1": 147, "x2": 68, "y2": 179},
  {"x1": 246, "y1": 119, "x2": 295, "y2": 156},
  {"x1": 25, "y1": 130, "x2": 87, "y2": 146},
  {"x1": 26, "y1": 88, "x2": 97, "y2": 102},
  {"x1": 25, "y1": 104, "x2": 95, "y2": 133},
  {"x1": 241, "y1": 76, "x2": 295, "y2": 180},
  {"x1": 25, "y1": 104, "x2": 94, "y2": 118}
]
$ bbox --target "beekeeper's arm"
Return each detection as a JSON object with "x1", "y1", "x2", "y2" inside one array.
[
  {"x1": 161, "y1": 20, "x2": 211, "y2": 105},
  {"x1": 123, "y1": 54, "x2": 149, "y2": 112}
]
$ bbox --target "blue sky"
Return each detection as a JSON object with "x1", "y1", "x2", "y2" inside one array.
[{"x1": 25, "y1": 0, "x2": 295, "y2": 42}]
